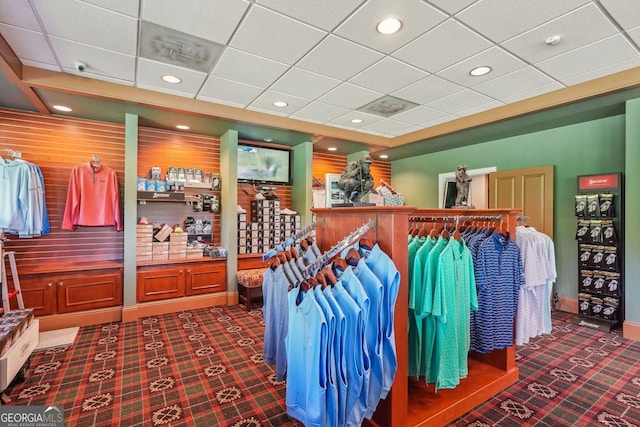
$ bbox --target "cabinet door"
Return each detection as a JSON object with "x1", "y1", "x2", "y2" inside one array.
[
  {"x1": 185, "y1": 262, "x2": 226, "y2": 296},
  {"x1": 16, "y1": 275, "x2": 56, "y2": 316},
  {"x1": 137, "y1": 267, "x2": 185, "y2": 302},
  {"x1": 56, "y1": 269, "x2": 123, "y2": 313}
]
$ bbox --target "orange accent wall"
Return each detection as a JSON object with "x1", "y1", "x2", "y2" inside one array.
[
  {"x1": 0, "y1": 109, "x2": 125, "y2": 268},
  {"x1": 312, "y1": 152, "x2": 392, "y2": 188}
]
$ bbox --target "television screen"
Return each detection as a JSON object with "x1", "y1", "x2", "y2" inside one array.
[{"x1": 237, "y1": 144, "x2": 291, "y2": 184}]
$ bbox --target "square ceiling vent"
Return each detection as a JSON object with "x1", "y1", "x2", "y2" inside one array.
[
  {"x1": 357, "y1": 95, "x2": 419, "y2": 118},
  {"x1": 139, "y1": 21, "x2": 224, "y2": 73}
]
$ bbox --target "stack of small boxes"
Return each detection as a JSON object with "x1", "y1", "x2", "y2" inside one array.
[
  {"x1": 136, "y1": 224, "x2": 154, "y2": 263},
  {"x1": 168, "y1": 232, "x2": 188, "y2": 260},
  {"x1": 0, "y1": 309, "x2": 34, "y2": 357},
  {"x1": 237, "y1": 200, "x2": 301, "y2": 254}
]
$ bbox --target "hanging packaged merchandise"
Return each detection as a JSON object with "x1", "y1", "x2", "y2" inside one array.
[
  {"x1": 601, "y1": 220, "x2": 616, "y2": 244},
  {"x1": 591, "y1": 271, "x2": 605, "y2": 293},
  {"x1": 602, "y1": 297, "x2": 619, "y2": 320},
  {"x1": 578, "y1": 293, "x2": 591, "y2": 316},
  {"x1": 575, "y1": 194, "x2": 587, "y2": 216},
  {"x1": 589, "y1": 296, "x2": 604, "y2": 317},
  {"x1": 603, "y1": 272, "x2": 620, "y2": 296},
  {"x1": 575, "y1": 219, "x2": 590, "y2": 242},
  {"x1": 579, "y1": 270, "x2": 593, "y2": 292},
  {"x1": 585, "y1": 194, "x2": 600, "y2": 217},
  {"x1": 590, "y1": 246, "x2": 605, "y2": 270},
  {"x1": 578, "y1": 244, "x2": 593, "y2": 269},
  {"x1": 210, "y1": 194, "x2": 220, "y2": 212},
  {"x1": 603, "y1": 246, "x2": 619, "y2": 272},
  {"x1": 599, "y1": 193, "x2": 614, "y2": 217},
  {"x1": 588, "y1": 220, "x2": 602, "y2": 243}
]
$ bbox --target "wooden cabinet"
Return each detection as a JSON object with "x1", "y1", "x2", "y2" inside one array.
[
  {"x1": 137, "y1": 260, "x2": 226, "y2": 302},
  {"x1": 17, "y1": 268, "x2": 123, "y2": 316}
]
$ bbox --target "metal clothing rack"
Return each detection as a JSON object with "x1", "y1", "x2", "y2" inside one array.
[
  {"x1": 262, "y1": 217, "x2": 325, "y2": 261},
  {"x1": 300, "y1": 217, "x2": 376, "y2": 280}
]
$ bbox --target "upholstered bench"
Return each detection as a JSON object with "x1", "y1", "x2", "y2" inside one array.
[{"x1": 236, "y1": 269, "x2": 265, "y2": 311}]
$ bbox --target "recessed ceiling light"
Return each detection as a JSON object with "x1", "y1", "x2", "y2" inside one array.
[
  {"x1": 176, "y1": 125, "x2": 190, "y2": 130},
  {"x1": 350, "y1": 118, "x2": 364, "y2": 124},
  {"x1": 161, "y1": 75, "x2": 182, "y2": 84},
  {"x1": 377, "y1": 17, "x2": 402, "y2": 35},
  {"x1": 328, "y1": 147, "x2": 338, "y2": 152},
  {"x1": 470, "y1": 66, "x2": 492, "y2": 76},
  {"x1": 52, "y1": 105, "x2": 72, "y2": 112},
  {"x1": 273, "y1": 101, "x2": 288, "y2": 107},
  {"x1": 379, "y1": 154, "x2": 389, "y2": 159},
  {"x1": 264, "y1": 137, "x2": 274, "y2": 142}
]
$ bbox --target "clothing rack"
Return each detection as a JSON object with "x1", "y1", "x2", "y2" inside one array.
[
  {"x1": 300, "y1": 217, "x2": 376, "y2": 279},
  {"x1": 312, "y1": 206, "x2": 521, "y2": 427},
  {"x1": 262, "y1": 217, "x2": 325, "y2": 261},
  {"x1": 3, "y1": 149, "x2": 22, "y2": 159}
]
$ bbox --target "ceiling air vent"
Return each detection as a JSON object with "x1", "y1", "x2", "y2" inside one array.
[
  {"x1": 357, "y1": 95, "x2": 418, "y2": 118},
  {"x1": 139, "y1": 21, "x2": 224, "y2": 73}
]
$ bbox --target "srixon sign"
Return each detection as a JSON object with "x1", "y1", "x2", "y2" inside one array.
[{"x1": 578, "y1": 173, "x2": 620, "y2": 191}]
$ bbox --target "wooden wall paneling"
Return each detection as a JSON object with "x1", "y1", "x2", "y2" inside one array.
[
  {"x1": 370, "y1": 159, "x2": 392, "y2": 188},
  {"x1": 0, "y1": 108, "x2": 125, "y2": 268},
  {"x1": 137, "y1": 127, "x2": 222, "y2": 245},
  {"x1": 312, "y1": 152, "x2": 347, "y2": 185}
]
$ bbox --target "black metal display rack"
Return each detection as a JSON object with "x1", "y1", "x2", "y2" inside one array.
[{"x1": 570, "y1": 173, "x2": 624, "y2": 332}]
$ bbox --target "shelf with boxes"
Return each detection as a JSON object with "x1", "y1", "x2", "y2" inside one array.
[
  {"x1": 571, "y1": 173, "x2": 624, "y2": 332},
  {"x1": 237, "y1": 199, "x2": 301, "y2": 255},
  {"x1": 136, "y1": 224, "x2": 204, "y2": 264}
]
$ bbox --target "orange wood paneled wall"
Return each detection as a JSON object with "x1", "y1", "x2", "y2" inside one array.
[
  {"x1": 137, "y1": 127, "x2": 222, "y2": 245},
  {"x1": 312, "y1": 152, "x2": 392, "y2": 188},
  {"x1": 0, "y1": 109, "x2": 125, "y2": 268}
]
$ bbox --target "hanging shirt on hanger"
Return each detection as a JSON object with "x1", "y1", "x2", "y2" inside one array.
[{"x1": 62, "y1": 162, "x2": 122, "y2": 231}]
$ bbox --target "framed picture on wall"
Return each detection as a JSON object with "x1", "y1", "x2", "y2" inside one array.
[{"x1": 325, "y1": 173, "x2": 345, "y2": 207}]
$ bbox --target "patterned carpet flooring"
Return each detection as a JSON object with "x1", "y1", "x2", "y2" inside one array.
[{"x1": 5, "y1": 306, "x2": 640, "y2": 427}]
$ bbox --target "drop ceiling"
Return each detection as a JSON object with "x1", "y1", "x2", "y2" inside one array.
[{"x1": 1, "y1": 0, "x2": 640, "y2": 159}]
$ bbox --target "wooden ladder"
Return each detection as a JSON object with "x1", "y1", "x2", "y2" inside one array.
[{"x1": 0, "y1": 232, "x2": 24, "y2": 312}]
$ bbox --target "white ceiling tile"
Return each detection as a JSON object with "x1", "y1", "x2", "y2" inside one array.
[
  {"x1": 256, "y1": 0, "x2": 363, "y2": 31},
  {"x1": 271, "y1": 68, "x2": 341, "y2": 100},
  {"x1": 137, "y1": 58, "x2": 207, "y2": 94},
  {"x1": 536, "y1": 34, "x2": 640, "y2": 83},
  {"x1": 599, "y1": 0, "x2": 640, "y2": 30},
  {"x1": 502, "y1": 82, "x2": 564, "y2": 104},
  {"x1": 502, "y1": 4, "x2": 619, "y2": 64},
  {"x1": 329, "y1": 111, "x2": 385, "y2": 129},
  {"x1": 390, "y1": 105, "x2": 450, "y2": 126},
  {"x1": 0, "y1": 0, "x2": 41, "y2": 30},
  {"x1": 393, "y1": 19, "x2": 492, "y2": 73},
  {"x1": 473, "y1": 67, "x2": 561, "y2": 100},
  {"x1": 427, "y1": 89, "x2": 494, "y2": 114},
  {"x1": 82, "y1": 0, "x2": 140, "y2": 17},
  {"x1": 426, "y1": 0, "x2": 477, "y2": 15},
  {"x1": 334, "y1": 0, "x2": 447, "y2": 54},
  {"x1": 420, "y1": 114, "x2": 459, "y2": 128},
  {"x1": 392, "y1": 75, "x2": 463, "y2": 105},
  {"x1": 384, "y1": 124, "x2": 422, "y2": 137},
  {"x1": 457, "y1": 0, "x2": 591, "y2": 42},
  {"x1": 0, "y1": 24, "x2": 57, "y2": 65},
  {"x1": 318, "y1": 82, "x2": 383, "y2": 110},
  {"x1": 361, "y1": 118, "x2": 415, "y2": 135},
  {"x1": 436, "y1": 46, "x2": 527, "y2": 87},
  {"x1": 248, "y1": 89, "x2": 310, "y2": 115},
  {"x1": 137, "y1": 82, "x2": 196, "y2": 99},
  {"x1": 297, "y1": 35, "x2": 384, "y2": 81},
  {"x1": 31, "y1": 0, "x2": 138, "y2": 55},
  {"x1": 457, "y1": 99, "x2": 504, "y2": 117},
  {"x1": 289, "y1": 101, "x2": 350, "y2": 124},
  {"x1": 629, "y1": 26, "x2": 640, "y2": 46},
  {"x1": 20, "y1": 59, "x2": 61, "y2": 72},
  {"x1": 61, "y1": 71, "x2": 134, "y2": 86},
  {"x1": 211, "y1": 48, "x2": 289, "y2": 89},
  {"x1": 562, "y1": 57, "x2": 640, "y2": 86},
  {"x1": 197, "y1": 76, "x2": 263, "y2": 108},
  {"x1": 50, "y1": 36, "x2": 136, "y2": 81},
  {"x1": 141, "y1": 0, "x2": 249, "y2": 44},
  {"x1": 349, "y1": 57, "x2": 427, "y2": 94},
  {"x1": 229, "y1": 5, "x2": 326, "y2": 65}
]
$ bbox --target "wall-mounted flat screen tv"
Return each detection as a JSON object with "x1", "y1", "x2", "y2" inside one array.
[{"x1": 237, "y1": 144, "x2": 291, "y2": 185}]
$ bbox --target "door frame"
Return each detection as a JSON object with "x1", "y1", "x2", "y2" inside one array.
[{"x1": 438, "y1": 166, "x2": 496, "y2": 208}]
